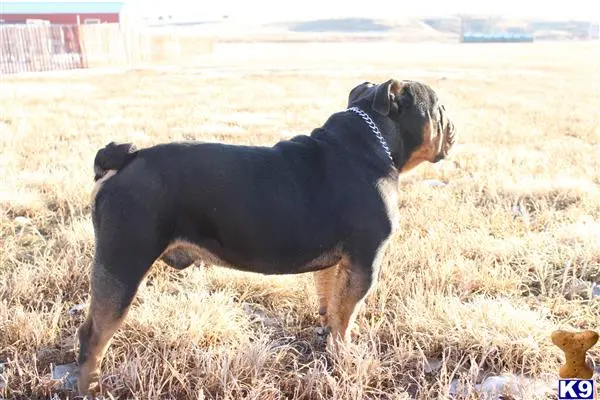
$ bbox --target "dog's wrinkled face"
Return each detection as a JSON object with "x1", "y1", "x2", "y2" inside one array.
[{"x1": 348, "y1": 79, "x2": 456, "y2": 173}]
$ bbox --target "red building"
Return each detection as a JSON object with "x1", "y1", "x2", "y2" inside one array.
[{"x1": 0, "y1": 1, "x2": 125, "y2": 24}]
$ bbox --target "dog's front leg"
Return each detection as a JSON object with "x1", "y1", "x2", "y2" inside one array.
[
  {"x1": 326, "y1": 256, "x2": 377, "y2": 349},
  {"x1": 313, "y1": 266, "x2": 337, "y2": 328}
]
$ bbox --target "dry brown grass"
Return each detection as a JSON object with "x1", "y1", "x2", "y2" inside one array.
[{"x1": 0, "y1": 40, "x2": 599, "y2": 400}]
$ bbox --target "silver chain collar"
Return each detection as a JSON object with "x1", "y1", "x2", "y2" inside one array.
[{"x1": 346, "y1": 106, "x2": 393, "y2": 163}]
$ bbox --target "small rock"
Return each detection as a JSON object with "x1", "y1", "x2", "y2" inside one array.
[
  {"x1": 449, "y1": 375, "x2": 552, "y2": 399},
  {"x1": 14, "y1": 216, "x2": 31, "y2": 226},
  {"x1": 68, "y1": 303, "x2": 86, "y2": 316},
  {"x1": 478, "y1": 375, "x2": 519, "y2": 398},
  {"x1": 478, "y1": 374, "x2": 552, "y2": 400},
  {"x1": 511, "y1": 204, "x2": 527, "y2": 218},
  {"x1": 424, "y1": 358, "x2": 443, "y2": 374},
  {"x1": 422, "y1": 179, "x2": 446, "y2": 187},
  {"x1": 315, "y1": 326, "x2": 329, "y2": 336},
  {"x1": 51, "y1": 362, "x2": 78, "y2": 391},
  {"x1": 592, "y1": 283, "x2": 600, "y2": 298},
  {"x1": 449, "y1": 379, "x2": 468, "y2": 397}
]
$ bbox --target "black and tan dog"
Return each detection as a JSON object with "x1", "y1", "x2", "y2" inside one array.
[{"x1": 77, "y1": 78, "x2": 456, "y2": 393}]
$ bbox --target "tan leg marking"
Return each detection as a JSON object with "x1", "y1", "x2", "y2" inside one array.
[
  {"x1": 77, "y1": 303, "x2": 128, "y2": 394},
  {"x1": 327, "y1": 258, "x2": 371, "y2": 348},
  {"x1": 313, "y1": 266, "x2": 337, "y2": 327},
  {"x1": 77, "y1": 266, "x2": 131, "y2": 394}
]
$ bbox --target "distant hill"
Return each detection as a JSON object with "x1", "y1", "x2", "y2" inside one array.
[
  {"x1": 263, "y1": 18, "x2": 457, "y2": 42},
  {"x1": 427, "y1": 17, "x2": 598, "y2": 41},
  {"x1": 271, "y1": 17, "x2": 598, "y2": 41},
  {"x1": 287, "y1": 18, "x2": 391, "y2": 33},
  {"x1": 155, "y1": 16, "x2": 598, "y2": 43},
  {"x1": 527, "y1": 19, "x2": 599, "y2": 40}
]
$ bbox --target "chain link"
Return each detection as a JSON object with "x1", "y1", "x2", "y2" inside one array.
[{"x1": 346, "y1": 107, "x2": 393, "y2": 162}]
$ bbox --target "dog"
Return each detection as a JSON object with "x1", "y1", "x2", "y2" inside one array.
[{"x1": 77, "y1": 78, "x2": 456, "y2": 394}]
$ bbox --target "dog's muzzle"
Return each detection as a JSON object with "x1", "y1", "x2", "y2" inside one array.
[
  {"x1": 437, "y1": 105, "x2": 456, "y2": 161},
  {"x1": 443, "y1": 120, "x2": 456, "y2": 154}
]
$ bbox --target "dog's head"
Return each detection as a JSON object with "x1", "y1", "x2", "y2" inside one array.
[{"x1": 347, "y1": 79, "x2": 456, "y2": 172}]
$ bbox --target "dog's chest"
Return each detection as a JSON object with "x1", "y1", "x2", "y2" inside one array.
[{"x1": 376, "y1": 177, "x2": 400, "y2": 234}]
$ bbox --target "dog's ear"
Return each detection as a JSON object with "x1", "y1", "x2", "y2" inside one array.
[
  {"x1": 348, "y1": 81, "x2": 375, "y2": 106},
  {"x1": 373, "y1": 79, "x2": 403, "y2": 116}
]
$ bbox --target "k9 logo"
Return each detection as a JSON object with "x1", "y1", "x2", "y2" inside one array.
[{"x1": 558, "y1": 379, "x2": 596, "y2": 400}]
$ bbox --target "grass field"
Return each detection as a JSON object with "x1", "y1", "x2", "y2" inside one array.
[{"x1": 0, "y1": 40, "x2": 599, "y2": 400}]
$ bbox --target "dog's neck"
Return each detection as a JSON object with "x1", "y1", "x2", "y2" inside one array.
[
  {"x1": 347, "y1": 109, "x2": 417, "y2": 174},
  {"x1": 346, "y1": 107, "x2": 393, "y2": 163},
  {"x1": 311, "y1": 111, "x2": 398, "y2": 177}
]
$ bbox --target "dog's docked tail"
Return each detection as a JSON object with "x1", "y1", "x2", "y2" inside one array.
[{"x1": 93, "y1": 141, "x2": 138, "y2": 181}]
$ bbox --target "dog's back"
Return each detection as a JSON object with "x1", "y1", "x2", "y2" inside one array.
[{"x1": 93, "y1": 142, "x2": 138, "y2": 181}]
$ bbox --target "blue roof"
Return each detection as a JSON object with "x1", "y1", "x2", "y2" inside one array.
[{"x1": 0, "y1": 2, "x2": 124, "y2": 14}]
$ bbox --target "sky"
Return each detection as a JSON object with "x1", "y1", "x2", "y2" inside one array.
[{"x1": 127, "y1": 0, "x2": 599, "y2": 21}]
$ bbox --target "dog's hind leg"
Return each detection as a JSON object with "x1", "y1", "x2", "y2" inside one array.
[
  {"x1": 77, "y1": 257, "x2": 163, "y2": 394},
  {"x1": 313, "y1": 266, "x2": 337, "y2": 328},
  {"x1": 77, "y1": 262, "x2": 134, "y2": 394},
  {"x1": 77, "y1": 205, "x2": 168, "y2": 394}
]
